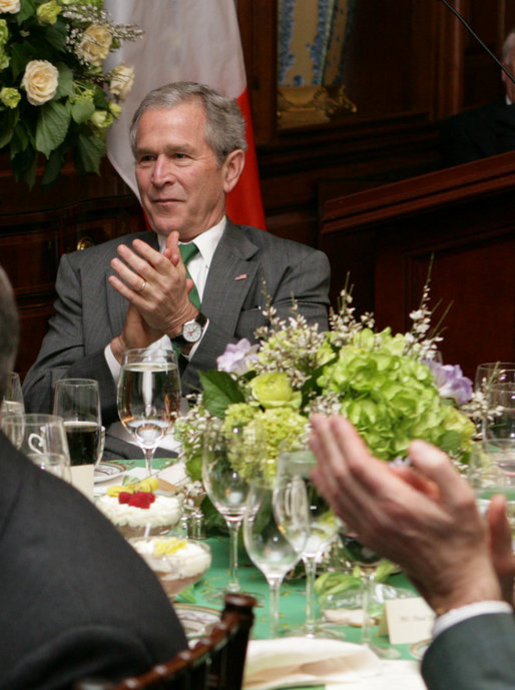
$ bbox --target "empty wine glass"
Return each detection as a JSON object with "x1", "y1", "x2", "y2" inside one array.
[
  {"x1": 276, "y1": 446, "x2": 340, "y2": 637},
  {"x1": 202, "y1": 426, "x2": 259, "y2": 593},
  {"x1": 475, "y1": 362, "x2": 515, "y2": 392},
  {"x1": 1, "y1": 371, "x2": 24, "y2": 431},
  {"x1": 3, "y1": 413, "x2": 71, "y2": 482},
  {"x1": 483, "y1": 374, "x2": 515, "y2": 455},
  {"x1": 53, "y1": 378, "x2": 102, "y2": 465},
  {"x1": 244, "y1": 474, "x2": 308, "y2": 638},
  {"x1": 338, "y1": 525, "x2": 400, "y2": 658},
  {"x1": 117, "y1": 347, "x2": 181, "y2": 476}
]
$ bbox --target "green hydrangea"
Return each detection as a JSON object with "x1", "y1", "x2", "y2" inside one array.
[
  {"x1": 0, "y1": 87, "x2": 20, "y2": 108},
  {"x1": 318, "y1": 331, "x2": 475, "y2": 461},
  {"x1": 36, "y1": 1, "x2": 61, "y2": 24},
  {"x1": 249, "y1": 372, "x2": 301, "y2": 409},
  {"x1": 0, "y1": 19, "x2": 8, "y2": 45}
]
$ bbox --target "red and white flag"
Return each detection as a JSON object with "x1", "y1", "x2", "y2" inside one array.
[{"x1": 104, "y1": 0, "x2": 266, "y2": 230}]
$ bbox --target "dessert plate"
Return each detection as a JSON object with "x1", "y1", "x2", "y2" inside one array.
[
  {"x1": 94, "y1": 461, "x2": 127, "y2": 484},
  {"x1": 174, "y1": 604, "x2": 220, "y2": 643}
]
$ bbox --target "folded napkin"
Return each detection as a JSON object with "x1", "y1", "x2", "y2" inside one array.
[{"x1": 243, "y1": 638, "x2": 425, "y2": 690}]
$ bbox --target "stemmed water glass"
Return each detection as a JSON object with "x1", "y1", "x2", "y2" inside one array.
[
  {"x1": 1, "y1": 372, "x2": 24, "y2": 416},
  {"x1": 276, "y1": 446, "x2": 340, "y2": 637},
  {"x1": 244, "y1": 472, "x2": 309, "y2": 638},
  {"x1": 53, "y1": 378, "x2": 102, "y2": 465},
  {"x1": 117, "y1": 347, "x2": 181, "y2": 476},
  {"x1": 202, "y1": 426, "x2": 257, "y2": 593},
  {"x1": 338, "y1": 526, "x2": 399, "y2": 658}
]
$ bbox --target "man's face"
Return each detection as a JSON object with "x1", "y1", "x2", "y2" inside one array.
[
  {"x1": 502, "y1": 44, "x2": 515, "y2": 103},
  {"x1": 134, "y1": 101, "x2": 229, "y2": 241}
]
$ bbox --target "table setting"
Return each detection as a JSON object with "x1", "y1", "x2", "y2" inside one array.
[{"x1": 1, "y1": 276, "x2": 513, "y2": 690}]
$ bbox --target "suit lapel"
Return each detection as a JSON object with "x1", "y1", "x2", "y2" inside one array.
[
  {"x1": 106, "y1": 231, "x2": 159, "y2": 336},
  {"x1": 201, "y1": 221, "x2": 260, "y2": 334}
]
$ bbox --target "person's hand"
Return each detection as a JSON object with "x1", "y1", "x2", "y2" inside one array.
[
  {"x1": 488, "y1": 494, "x2": 515, "y2": 605},
  {"x1": 309, "y1": 413, "x2": 503, "y2": 613},
  {"x1": 108, "y1": 231, "x2": 198, "y2": 340},
  {"x1": 110, "y1": 304, "x2": 163, "y2": 363}
]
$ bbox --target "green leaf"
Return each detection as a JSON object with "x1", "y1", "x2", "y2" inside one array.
[
  {"x1": 41, "y1": 145, "x2": 66, "y2": 186},
  {"x1": 11, "y1": 40, "x2": 35, "y2": 79},
  {"x1": 17, "y1": 0, "x2": 37, "y2": 23},
  {"x1": 93, "y1": 86, "x2": 109, "y2": 110},
  {"x1": 0, "y1": 109, "x2": 18, "y2": 149},
  {"x1": 45, "y1": 21, "x2": 67, "y2": 52},
  {"x1": 75, "y1": 131, "x2": 105, "y2": 174},
  {"x1": 35, "y1": 100, "x2": 70, "y2": 157},
  {"x1": 199, "y1": 370, "x2": 245, "y2": 418},
  {"x1": 71, "y1": 98, "x2": 95, "y2": 124},
  {"x1": 56, "y1": 62, "x2": 75, "y2": 99}
]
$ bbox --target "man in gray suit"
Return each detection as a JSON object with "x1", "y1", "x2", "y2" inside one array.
[
  {"x1": 0, "y1": 266, "x2": 187, "y2": 688},
  {"x1": 23, "y1": 82, "x2": 330, "y2": 458},
  {"x1": 309, "y1": 413, "x2": 515, "y2": 689}
]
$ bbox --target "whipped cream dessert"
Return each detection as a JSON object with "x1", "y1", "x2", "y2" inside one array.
[
  {"x1": 131, "y1": 537, "x2": 212, "y2": 596},
  {"x1": 96, "y1": 493, "x2": 182, "y2": 538}
]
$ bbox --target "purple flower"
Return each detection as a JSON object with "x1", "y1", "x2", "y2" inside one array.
[
  {"x1": 427, "y1": 361, "x2": 473, "y2": 405},
  {"x1": 217, "y1": 339, "x2": 259, "y2": 375}
]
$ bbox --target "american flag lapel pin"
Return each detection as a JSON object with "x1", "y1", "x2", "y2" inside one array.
[{"x1": 234, "y1": 273, "x2": 247, "y2": 281}]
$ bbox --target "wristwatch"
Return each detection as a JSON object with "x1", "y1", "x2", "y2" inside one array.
[{"x1": 171, "y1": 312, "x2": 207, "y2": 347}]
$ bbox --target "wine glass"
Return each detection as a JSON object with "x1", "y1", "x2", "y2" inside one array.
[
  {"x1": 53, "y1": 378, "x2": 102, "y2": 466},
  {"x1": 243, "y1": 474, "x2": 309, "y2": 638},
  {"x1": 475, "y1": 362, "x2": 515, "y2": 392},
  {"x1": 202, "y1": 426, "x2": 258, "y2": 593},
  {"x1": 276, "y1": 446, "x2": 340, "y2": 637},
  {"x1": 117, "y1": 347, "x2": 181, "y2": 476},
  {"x1": 338, "y1": 526, "x2": 400, "y2": 658},
  {"x1": 482, "y1": 373, "x2": 515, "y2": 454},
  {"x1": 3, "y1": 413, "x2": 71, "y2": 481},
  {"x1": 1, "y1": 371, "x2": 24, "y2": 416}
]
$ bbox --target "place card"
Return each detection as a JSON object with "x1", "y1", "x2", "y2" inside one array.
[{"x1": 384, "y1": 597, "x2": 435, "y2": 644}]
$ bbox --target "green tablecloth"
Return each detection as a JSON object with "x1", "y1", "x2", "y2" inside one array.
[{"x1": 115, "y1": 458, "x2": 423, "y2": 660}]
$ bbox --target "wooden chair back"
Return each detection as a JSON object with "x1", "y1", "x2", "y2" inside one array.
[{"x1": 74, "y1": 593, "x2": 256, "y2": 690}]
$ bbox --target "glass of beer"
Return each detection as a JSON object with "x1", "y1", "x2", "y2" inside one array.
[{"x1": 53, "y1": 378, "x2": 102, "y2": 465}]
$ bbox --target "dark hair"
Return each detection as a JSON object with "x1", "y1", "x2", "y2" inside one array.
[
  {"x1": 0, "y1": 267, "x2": 19, "y2": 399},
  {"x1": 129, "y1": 81, "x2": 247, "y2": 165}
]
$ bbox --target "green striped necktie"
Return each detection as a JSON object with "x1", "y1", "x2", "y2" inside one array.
[{"x1": 179, "y1": 242, "x2": 201, "y2": 309}]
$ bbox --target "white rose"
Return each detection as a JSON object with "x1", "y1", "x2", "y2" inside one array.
[
  {"x1": 77, "y1": 24, "x2": 112, "y2": 66},
  {"x1": 0, "y1": 0, "x2": 20, "y2": 13},
  {"x1": 21, "y1": 60, "x2": 59, "y2": 106},
  {"x1": 109, "y1": 63, "x2": 134, "y2": 101}
]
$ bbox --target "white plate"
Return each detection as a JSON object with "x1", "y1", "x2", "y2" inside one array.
[
  {"x1": 174, "y1": 604, "x2": 220, "y2": 643},
  {"x1": 94, "y1": 461, "x2": 127, "y2": 484}
]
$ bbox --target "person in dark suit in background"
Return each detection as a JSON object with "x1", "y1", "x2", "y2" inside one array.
[
  {"x1": 22, "y1": 81, "x2": 330, "y2": 459},
  {"x1": 309, "y1": 413, "x2": 515, "y2": 690},
  {"x1": 439, "y1": 28, "x2": 515, "y2": 167},
  {"x1": 0, "y1": 266, "x2": 187, "y2": 689}
]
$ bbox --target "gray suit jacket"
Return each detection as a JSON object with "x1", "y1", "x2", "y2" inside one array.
[
  {"x1": 23, "y1": 221, "x2": 330, "y2": 456},
  {"x1": 0, "y1": 431, "x2": 187, "y2": 689},
  {"x1": 422, "y1": 613, "x2": 515, "y2": 689}
]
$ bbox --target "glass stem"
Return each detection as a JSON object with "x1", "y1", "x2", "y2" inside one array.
[
  {"x1": 226, "y1": 518, "x2": 242, "y2": 593},
  {"x1": 268, "y1": 578, "x2": 282, "y2": 638},
  {"x1": 303, "y1": 556, "x2": 318, "y2": 632},
  {"x1": 360, "y1": 568, "x2": 374, "y2": 646},
  {"x1": 143, "y1": 447, "x2": 155, "y2": 477}
]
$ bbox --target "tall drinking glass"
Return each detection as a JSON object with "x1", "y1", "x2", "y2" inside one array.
[
  {"x1": 202, "y1": 426, "x2": 258, "y2": 593},
  {"x1": 117, "y1": 348, "x2": 181, "y2": 476},
  {"x1": 53, "y1": 378, "x2": 102, "y2": 465},
  {"x1": 276, "y1": 447, "x2": 340, "y2": 637},
  {"x1": 338, "y1": 525, "x2": 399, "y2": 658},
  {"x1": 1, "y1": 372, "x2": 25, "y2": 446},
  {"x1": 244, "y1": 476, "x2": 308, "y2": 637},
  {"x1": 3, "y1": 413, "x2": 71, "y2": 481}
]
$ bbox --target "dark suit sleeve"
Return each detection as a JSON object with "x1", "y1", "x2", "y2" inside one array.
[
  {"x1": 22, "y1": 253, "x2": 118, "y2": 424},
  {"x1": 421, "y1": 613, "x2": 515, "y2": 690}
]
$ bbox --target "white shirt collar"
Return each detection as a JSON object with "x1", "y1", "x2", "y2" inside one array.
[{"x1": 157, "y1": 217, "x2": 226, "y2": 266}]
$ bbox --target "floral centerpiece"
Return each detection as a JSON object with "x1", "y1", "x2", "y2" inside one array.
[
  {"x1": 176, "y1": 275, "x2": 486, "y2": 488},
  {"x1": 0, "y1": 0, "x2": 142, "y2": 186}
]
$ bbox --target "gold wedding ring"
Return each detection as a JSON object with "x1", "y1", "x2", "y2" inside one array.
[{"x1": 137, "y1": 278, "x2": 147, "y2": 293}]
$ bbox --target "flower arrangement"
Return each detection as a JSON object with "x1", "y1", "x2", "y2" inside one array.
[
  {"x1": 176, "y1": 276, "x2": 483, "y2": 483},
  {"x1": 0, "y1": 0, "x2": 142, "y2": 187}
]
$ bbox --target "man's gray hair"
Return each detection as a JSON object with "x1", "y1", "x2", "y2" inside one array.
[
  {"x1": 0, "y1": 266, "x2": 19, "y2": 400},
  {"x1": 129, "y1": 81, "x2": 247, "y2": 165},
  {"x1": 502, "y1": 28, "x2": 515, "y2": 61}
]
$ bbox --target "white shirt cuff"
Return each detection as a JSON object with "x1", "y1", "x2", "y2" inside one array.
[
  {"x1": 433, "y1": 601, "x2": 513, "y2": 638},
  {"x1": 105, "y1": 344, "x2": 121, "y2": 385}
]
